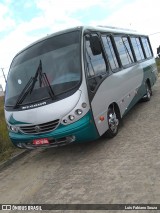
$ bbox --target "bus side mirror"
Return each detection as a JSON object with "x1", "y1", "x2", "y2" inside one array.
[{"x1": 90, "y1": 36, "x2": 102, "y2": 55}]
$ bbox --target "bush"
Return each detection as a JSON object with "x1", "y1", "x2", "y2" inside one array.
[{"x1": 0, "y1": 96, "x2": 16, "y2": 162}]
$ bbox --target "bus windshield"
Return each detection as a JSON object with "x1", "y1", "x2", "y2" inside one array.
[{"x1": 5, "y1": 30, "x2": 81, "y2": 107}]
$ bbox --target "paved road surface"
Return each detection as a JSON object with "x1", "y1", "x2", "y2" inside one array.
[{"x1": 0, "y1": 79, "x2": 160, "y2": 213}]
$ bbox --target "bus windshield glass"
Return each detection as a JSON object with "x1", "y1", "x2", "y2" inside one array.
[{"x1": 5, "y1": 30, "x2": 81, "y2": 107}]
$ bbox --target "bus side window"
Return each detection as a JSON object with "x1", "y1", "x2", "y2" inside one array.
[
  {"x1": 102, "y1": 35, "x2": 119, "y2": 71},
  {"x1": 141, "y1": 37, "x2": 152, "y2": 58},
  {"x1": 130, "y1": 37, "x2": 145, "y2": 61},
  {"x1": 114, "y1": 36, "x2": 134, "y2": 67},
  {"x1": 85, "y1": 34, "x2": 108, "y2": 91}
]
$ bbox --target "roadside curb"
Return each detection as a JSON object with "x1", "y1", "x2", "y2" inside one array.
[{"x1": 0, "y1": 149, "x2": 31, "y2": 171}]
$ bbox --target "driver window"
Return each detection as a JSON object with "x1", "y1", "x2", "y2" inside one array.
[{"x1": 85, "y1": 34, "x2": 108, "y2": 91}]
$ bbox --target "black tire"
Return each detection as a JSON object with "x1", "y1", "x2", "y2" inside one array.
[
  {"x1": 103, "y1": 107, "x2": 119, "y2": 138},
  {"x1": 142, "y1": 82, "x2": 152, "y2": 101}
]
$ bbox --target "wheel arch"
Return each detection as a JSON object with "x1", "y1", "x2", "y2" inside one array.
[{"x1": 102, "y1": 102, "x2": 121, "y2": 138}]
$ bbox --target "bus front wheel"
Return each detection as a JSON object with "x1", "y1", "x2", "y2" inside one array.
[{"x1": 104, "y1": 107, "x2": 119, "y2": 138}]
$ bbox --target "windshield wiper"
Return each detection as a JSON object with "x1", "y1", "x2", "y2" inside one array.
[
  {"x1": 14, "y1": 60, "x2": 55, "y2": 109},
  {"x1": 13, "y1": 77, "x2": 34, "y2": 109},
  {"x1": 29, "y1": 60, "x2": 43, "y2": 94},
  {"x1": 30, "y1": 60, "x2": 55, "y2": 99},
  {"x1": 39, "y1": 72, "x2": 55, "y2": 100}
]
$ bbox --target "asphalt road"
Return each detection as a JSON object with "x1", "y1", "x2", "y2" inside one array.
[{"x1": 0, "y1": 79, "x2": 160, "y2": 213}]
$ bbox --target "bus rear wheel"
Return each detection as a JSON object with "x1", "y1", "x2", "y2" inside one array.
[
  {"x1": 142, "y1": 82, "x2": 152, "y2": 101},
  {"x1": 104, "y1": 107, "x2": 119, "y2": 138}
]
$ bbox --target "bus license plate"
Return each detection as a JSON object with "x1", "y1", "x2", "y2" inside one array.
[{"x1": 33, "y1": 138, "x2": 49, "y2": 145}]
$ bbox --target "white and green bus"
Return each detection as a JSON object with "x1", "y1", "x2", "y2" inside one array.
[{"x1": 5, "y1": 26, "x2": 158, "y2": 149}]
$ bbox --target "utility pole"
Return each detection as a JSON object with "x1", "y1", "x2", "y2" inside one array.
[{"x1": 1, "y1": 68, "x2": 7, "y2": 83}]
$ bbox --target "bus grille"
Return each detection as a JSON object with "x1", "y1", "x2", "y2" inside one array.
[{"x1": 19, "y1": 119, "x2": 60, "y2": 134}]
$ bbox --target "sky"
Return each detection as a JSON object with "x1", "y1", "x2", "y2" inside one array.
[{"x1": 1, "y1": 0, "x2": 160, "y2": 89}]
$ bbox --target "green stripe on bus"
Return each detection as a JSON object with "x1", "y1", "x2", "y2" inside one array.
[
  {"x1": 9, "y1": 111, "x2": 99, "y2": 144},
  {"x1": 8, "y1": 114, "x2": 31, "y2": 125}
]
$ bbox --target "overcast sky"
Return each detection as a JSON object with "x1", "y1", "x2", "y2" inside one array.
[{"x1": 1, "y1": 0, "x2": 160, "y2": 89}]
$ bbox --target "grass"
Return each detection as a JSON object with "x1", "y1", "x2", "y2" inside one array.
[{"x1": 0, "y1": 96, "x2": 16, "y2": 162}]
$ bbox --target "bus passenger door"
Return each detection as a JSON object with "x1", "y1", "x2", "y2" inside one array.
[{"x1": 84, "y1": 33, "x2": 110, "y2": 135}]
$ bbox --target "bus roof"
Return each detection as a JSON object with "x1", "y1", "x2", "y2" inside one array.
[
  {"x1": 13, "y1": 25, "x2": 147, "y2": 58},
  {"x1": 82, "y1": 25, "x2": 146, "y2": 36}
]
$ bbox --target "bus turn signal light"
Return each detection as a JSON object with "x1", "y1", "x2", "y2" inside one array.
[{"x1": 99, "y1": 116, "x2": 104, "y2": 121}]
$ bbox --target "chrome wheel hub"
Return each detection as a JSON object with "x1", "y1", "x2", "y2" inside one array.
[{"x1": 108, "y1": 112, "x2": 119, "y2": 133}]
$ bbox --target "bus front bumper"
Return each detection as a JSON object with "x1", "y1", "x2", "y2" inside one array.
[{"x1": 9, "y1": 111, "x2": 99, "y2": 149}]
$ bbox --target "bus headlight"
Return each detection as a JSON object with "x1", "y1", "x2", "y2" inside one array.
[
  {"x1": 62, "y1": 101, "x2": 88, "y2": 125},
  {"x1": 63, "y1": 119, "x2": 68, "y2": 124},
  {"x1": 68, "y1": 115, "x2": 75, "y2": 121},
  {"x1": 75, "y1": 109, "x2": 83, "y2": 115},
  {"x1": 10, "y1": 125, "x2": 19, "y2": 133}
]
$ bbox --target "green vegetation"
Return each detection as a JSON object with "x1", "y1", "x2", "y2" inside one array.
[
  {"x1": 0, "y1": 96, "x2": 16, "y2": 162},
  {"x1": 156, "y1": 58, "x2": 160, "y2": 73}
]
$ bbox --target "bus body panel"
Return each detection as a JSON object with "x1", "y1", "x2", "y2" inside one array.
[
  {"x1": 91, "y1": 64, "x2": 143, "y2": 136},
  {"x1": 5, "y1": 90, "x2": 81, "y2": 126},
  {"x1": 91, "y1": 58, "x2": 157, "y2": 136}
]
